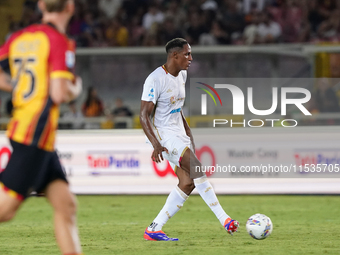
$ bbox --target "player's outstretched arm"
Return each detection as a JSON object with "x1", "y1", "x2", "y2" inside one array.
[
  {"x1": 0, "y1": 68, "x2": 13, "y2": 92},
  {"x1": 140, "y1": 100, "x2": 168, "y2": 163},
  {"x1": 50, "y1": 76, "x2": 82, "y2": 105},
  {"x1": 181, "y1": 110, "x2": 195, "y2": 152}
]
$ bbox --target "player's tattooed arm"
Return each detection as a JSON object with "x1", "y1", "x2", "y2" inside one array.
[
  {"x1": 140, "y1": 100, "x2": 169, "y2": 163},
  {"x1": 181, "y1": 110, "x2": 195, "y2": 153},
  {"x1": 0, "y1": 68, "x2": 13, "y2": 92}
]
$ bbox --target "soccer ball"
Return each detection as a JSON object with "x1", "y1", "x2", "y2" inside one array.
[{"x1": 246, "y1": 213, "x2": 273, "y2": 240}]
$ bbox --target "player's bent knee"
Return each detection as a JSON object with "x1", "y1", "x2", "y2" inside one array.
[
  {"x1": 0, "y1": 208, "x2": 16, "y2": 222},
  {"x1": 179, "y1": 180, "x2": 195, "y2": 194},
  {"x1": 64, "y1": 195, "x2": 77, "y2": 217},
  {"x1": 186, "y1": 181, "x2": 195, "y2": 190},
  {"x1": 54, "y1": 194, "x2": 77, "y2": 219},
  {"x1": 47, "y1": 181, "x2": 77, "y2": 217},
  {"x1": 3, "y1": 211, "x2": 16, "y2": 222},
  {"x1": 0, "y1": 192, "x2": 21, "y2": 222}
]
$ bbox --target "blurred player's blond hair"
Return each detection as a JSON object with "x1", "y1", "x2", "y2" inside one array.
[{"x1": 40, "y1": 0, "x2": 71, "y2": 12}]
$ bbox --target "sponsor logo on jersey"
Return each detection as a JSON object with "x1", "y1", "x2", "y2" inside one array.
[
  {"x1": 170, "y1": 97, "x2": 185, "y2": 105},
  {"x1": 148, "y1": 88, "x2": 154, "y2": 98},
  {"x1": 65, "y1": 50, "x2": 75, "y2": 68},
  {"x1": 170, "y1": 108, "x2": 181, "y2": 114}
]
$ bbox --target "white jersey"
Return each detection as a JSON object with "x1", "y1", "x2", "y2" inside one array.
[{"x1": 141, "y1": 65, "x2": 188, "y2": 143}]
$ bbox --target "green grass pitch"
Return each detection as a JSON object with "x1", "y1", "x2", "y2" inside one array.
[{"x1": 0, "y1": 195, "x2": 339, "y2": 255}]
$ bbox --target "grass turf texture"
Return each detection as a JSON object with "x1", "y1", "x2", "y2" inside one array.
[{"x1": 0, "y1": 195, "x2": 339, "y2": 255}]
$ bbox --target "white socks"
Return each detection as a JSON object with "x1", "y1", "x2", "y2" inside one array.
[
  {"x1": 148, "y1": 176, "x2": 228, "y2": 231},
  {"x1": 147, "y1": 186, "x2": 188, "y2": 232},
  {"x1": 194, "y1": 176, "x2": 229, "y2": 226}
]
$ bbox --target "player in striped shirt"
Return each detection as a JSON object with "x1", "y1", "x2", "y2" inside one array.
[{"x1": 0, "y1": 0, "x2": 83, "y2": 254}]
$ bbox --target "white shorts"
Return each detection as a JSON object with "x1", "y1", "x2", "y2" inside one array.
[{"x1": 160, "y1": 135, "x2": 192, "y2": 172}]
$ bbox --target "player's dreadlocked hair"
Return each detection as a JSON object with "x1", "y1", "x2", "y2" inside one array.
[
  {"x1": 165, "y1": 38, "x2": 188, "y2": 54},
  {"x1": 42, "y1": 0, "x2": 69, "y2": 12}
]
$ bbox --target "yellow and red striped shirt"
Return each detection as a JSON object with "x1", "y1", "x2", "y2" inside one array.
[{"x1": 0, "y1": 23, "x2": 75, "y2": 151}]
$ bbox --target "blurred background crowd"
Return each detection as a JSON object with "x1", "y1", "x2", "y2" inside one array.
[{"x1": 4, "y1": 0, "x2": 340, "y2": 47}]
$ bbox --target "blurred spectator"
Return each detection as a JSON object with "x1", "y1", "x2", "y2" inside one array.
[
  {"x1": 185, "y1": 0, "x2": 201, "y2": 14},
  {"x1": 112, "y1": 98, "x2": 133, "y2": 117},
  {"x1": 164, "y1": 0, "x2": 186, "y2": 29},
  {"x1": 98, "y1": 0, "x2": 123, "y2": 19},
  {"x1": 308, "y1": 0, "x2": 325, "y2": 33},
  {"x1": 243, "y1": 12, "x2": 261, "y2": 44},
  {"x1": 222, "y1": 0, "x2": 245, "y2": 42},
  {"x1": 143, "y1": 21, "x2": 161, "y2": 46},
  {"x1": 5, "y1": 22, "x2": 21, "y2": 41},
  {"x1": 314, "y1": 78, "x2": 340, "y2": 112},
  {"x1": 160, "y1": 17, "x2": 183, "y2": 45},
  {"x1": 68, "y1": 3, "x2": 85, "y2": 40},
  {"x1": 317, "y1": 10, "x2": 340, "y2": 42},
  {"x1": 78, "y1": 12, "x2": 97, "y2": 47},
  {"x1": 309, "y1": 0, "x2": 337, "y2": 35},
  {"x1": 243, "y1": 0, "x2": 266, "y2": 14},
  {"x1": 93, "y1": 25, "x2": 109, "y2": 47},
  {"x1": 142, "y1": 3, "x2": 165, "y2": 31},
  {"x1": 266, "y1": 0, "x2": 284, "y2": 24},
  {"x1": 105, "y1": 17, "x2": 129, "y2": 46},
  {"x1": 244, "y1": 1, "x2": 261, "y2": 25},
  {"x1": 82, "y1": 87, "x2": 105, "y2": 117},
  {"x1": 201, "y1": 0, "x2": 218, "y2": 12},
  {"x1": 143, "y1": 32, "x2": 161, "y2": 46},
  {"x1": 62, "y1": 101, "x2": 84, "y2": 129},
  {"x1": 199, "y1": 20, "x2": 230, "y2": 45},
  {"x1": 317, "y1": 0, "x2": 336, "y2": 21},
  {"x1": 201, "y1": 0, "x2": 219, "y2": 30},
  {"x1": 111, "y1": 98, "x2": 133, "y2": 128},
  {"x1": 280, "y1": 0, "x2": 303, "y2": 43},
  {"x1": 20, "y1": 0, "x2": 40, "y2": 28},
  {"x1": 296, "y1": 17, "x2": 312, "y2": 43},
  {"x1": 121, "y1": 0, "x2": 148, "y2": 21},
  {"x1": 5, "y1": 0, "x2": 340, "y2": 46},
  {"x1": 185, "y1": 12, "x2": 208, "y2": 45},
  {"x1": 257, "y1": 12, "x2": 282, "y2": 43},
  {"x1": 128, "y1": 16, "x2": 145, "y2": 46},
  {"x1": 202, "y1": 11, "x2": 218, "y2": 33}
]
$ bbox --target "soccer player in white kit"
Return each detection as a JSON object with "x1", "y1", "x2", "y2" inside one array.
[{"x1": 140, "y1": 38, "x2": 239, "y2": 241}]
